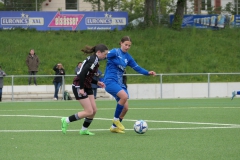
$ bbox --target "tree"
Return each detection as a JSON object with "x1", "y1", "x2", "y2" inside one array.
[
  {"x1": 144, "y1": 0, "x2": 158, "y2": 26},
  {"x1": 3, "y1": 0, "x2": 45, "y2": 11},
  {"x1": 171, "y1": 0, "x2": 186, "y2": 30},
  {"x1": 0, "y1": 1, "x2": 4, "y2": 10},
  {"x1": 121, "y1": 0, "x2": 144, "y2": 22},
  {"x1": 84, "y1": 0, "x2": 145, "y2": 22},
  {"x1": 104, "y1": 0, "x2": 119, "y2": 11},
  {"x1": 224, "y1": 2, "x2": 236, "y2": 14},
  {"x1": 83, "y1": 0, "x2": 102, "y2": 11}
]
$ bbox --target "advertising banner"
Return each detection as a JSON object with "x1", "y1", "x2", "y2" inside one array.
[
  {"x1": 170, "y1": 14, "x2": 239, "y2": 29},
  {"x1": 0, "y1": 11, "x2": 128, "y2": 31}
]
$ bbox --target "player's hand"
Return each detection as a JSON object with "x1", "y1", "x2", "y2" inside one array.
[
  {"x1": 148, "y1": 71, "x2": 156, "y2": 76},
  {"x1": 97, "y1": 81, "x2": 105, "y2": 88},
  {"x1": 79, "y1": 89, "x2": 85, "y2": 95}
]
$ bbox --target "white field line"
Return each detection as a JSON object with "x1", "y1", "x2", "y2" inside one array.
[
  {"x1": 1, "y1": 115, "x2": 240, "y2": 126},
  {"x1": 0, "y1": 106, "x2": 240, "y2": 112},
  {"x1": 0, "y1": 126, "x2": 240, "y2": 133},
  {"x1": 1, "y1": 107, "x2": 240, "y2": 132},
  {"x1": 0, "y1": 115, "x2": 240, "y2": 127}
]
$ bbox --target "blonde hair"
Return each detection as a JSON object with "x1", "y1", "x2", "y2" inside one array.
[{"x1": 57, "y1": 63, "x2": 64, "y2": 69}]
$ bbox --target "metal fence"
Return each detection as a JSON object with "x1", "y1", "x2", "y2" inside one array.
[
  {"x1": 2, "y1": 72, "x2": 240, "y2": 101},
  {"x1": 3, "y1": 75, "x2": 68, "y2": 101}
]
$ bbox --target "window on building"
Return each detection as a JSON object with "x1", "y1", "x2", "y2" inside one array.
[
  {"x1": 207, "y1": 0, "x2": 211, "y2": 10},
  {"x1": 66, "y1": 0, "x2": 77, "y2": 10},
  {"x1": 201, "y1": 0, "x2": 211, "y2": 10},
  {"x1": 235, "y1": 0, "x2": 240, "y2": 14},
  {"x1": 201, "y1": 0, "x2": 206, "y2": 10}
]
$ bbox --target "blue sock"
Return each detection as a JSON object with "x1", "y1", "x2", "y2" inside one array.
[{"x1": 114, "y1": 103, "x2": 124, "y2": 118}]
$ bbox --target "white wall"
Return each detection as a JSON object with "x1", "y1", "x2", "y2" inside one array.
[
  {"x1": 41, "y1": 0, "x2": 92, "y2": 11},
  {"x1": 127, "y1": 82, "x2": 239, "y2": 99},
  {"x1": 3, "y1": 82, "x2": 240, "y2": 99}
]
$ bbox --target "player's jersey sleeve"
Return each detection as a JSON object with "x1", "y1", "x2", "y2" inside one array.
[
  {"x1": 77, "y1": 56, "x2": 96, "y2": 89},
  {"x1": 127, "y1": 54, "x2": 149, "y2": 75},
  {"x1": 106, "y1": 49, "x2": 117, "y2": 59}
]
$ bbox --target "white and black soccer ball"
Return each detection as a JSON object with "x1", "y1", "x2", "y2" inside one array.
[{"x1": 134, "y1": 120, "x2": 148, "y2": 134}]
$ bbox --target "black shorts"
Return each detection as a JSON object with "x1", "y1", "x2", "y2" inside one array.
[{"x1": 72, "y1": 86, "x2": 93, "y2": 100}]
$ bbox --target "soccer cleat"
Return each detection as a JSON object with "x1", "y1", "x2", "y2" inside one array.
[
  {"x1": 110, "y1": 127, "x2": 125, "y2": 134},
  {"x1": 112, "y1": 119, "x2": 125, "y2": 130},
  {"x1": 79, "y1": 130, "x2": 95, "y2": 135},
  {"x1": 61, "y1": 117, "x2": 69, "y2": 134},
  {"x1": 231, "y1": 91, "x2": 236, "y2": 100}
]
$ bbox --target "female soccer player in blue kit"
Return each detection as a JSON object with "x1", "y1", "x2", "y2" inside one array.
[
  {"x1": 61, "y1": 44, "x2": 108, "y2": 135},
  {"x1": 231, "y1": 90, "x2": 240, "y2": 100},
  {"x1": 104, "y1": 36, "x2": 156, "y2": 133}
]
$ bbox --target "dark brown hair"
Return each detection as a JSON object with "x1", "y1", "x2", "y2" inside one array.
[
  {"x1": 76, "y1": 61, "x2": 82, "y2": 67},
  {"x1": 119, "y1": 36, "x2": 131, "y2": 45},
  {"x1": 81, "y1": 44, "x2": 108, "y2": 55}
]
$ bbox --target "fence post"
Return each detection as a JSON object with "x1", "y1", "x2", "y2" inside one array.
[
  {"x1": 11, "y1": 75, "x2": 14, "y2": 101},
  {"x1": 208, "y1": 73, "x2": 210, "y2": 98},
  {"x1": 62, "y1": 75, "x2": 65, "y2": 100},
  {"x1": 160, "y1": 74, "x2": 162, "y2": 99}
]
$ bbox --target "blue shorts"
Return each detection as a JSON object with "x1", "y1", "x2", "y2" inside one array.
[{"x1": 105, "y1": 80, "x2": 129, "y2": 102}]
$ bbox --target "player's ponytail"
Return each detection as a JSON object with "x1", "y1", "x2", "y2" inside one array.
[
  {"x1": 81, "y1": 44, "x2": 108, "y2": 55},
  {"x1": 81, "y1": 46, "x2": 95, "y2": 54}
]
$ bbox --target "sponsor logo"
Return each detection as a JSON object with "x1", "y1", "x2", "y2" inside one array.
[
  {"x1": 85, "y1": 13, "x2": 126, "y2": 26},
  {"x1": 1, "y1": 13, "x2": 44, "y2": 26},
  {"x1": 48, "y1": 12, "x2": 84, "y2": 30}
]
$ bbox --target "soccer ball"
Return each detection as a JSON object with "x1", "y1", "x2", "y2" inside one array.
[{"x1": 133, "y1": 120, "x2": 148, "y2": 134}]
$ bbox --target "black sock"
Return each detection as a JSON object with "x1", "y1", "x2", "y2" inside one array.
[
  {"x1": 119, "y1": 117, "x2": 123, "y2": 122},
  {"x1": 69, "y1": 113, "x2": 80, "y2": 122},
  {"x1": 83, "y1": 118, "x2": 93, "y2": 128}
]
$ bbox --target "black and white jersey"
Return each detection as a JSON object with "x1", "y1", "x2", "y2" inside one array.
[{"x1": 72, "y1": 54, "x2": 99, "y2": 89}]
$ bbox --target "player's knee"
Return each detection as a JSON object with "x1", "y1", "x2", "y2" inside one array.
[
  {"x1": 120, "y1": 95, "x2": 128, "y2": 102},
  {"x1": 86, "y1": 109, "x2": 94, "y2": 116}
]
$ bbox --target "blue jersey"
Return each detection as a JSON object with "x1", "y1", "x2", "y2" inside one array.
[{"x1": 104, "y1": 48, "x2": 149, "y2": 88}]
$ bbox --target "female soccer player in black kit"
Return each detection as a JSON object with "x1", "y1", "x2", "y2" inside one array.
[{"x1": 61, "y1": 44, "x2": 108, "y2": 135}]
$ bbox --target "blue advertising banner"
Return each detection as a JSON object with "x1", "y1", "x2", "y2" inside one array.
[
  {"x1": 0, "y1": 11, "x2": 128, "y2": 31},
  {"x1": 170, "y1": 14, "x2": 239, "y2": 29}
]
